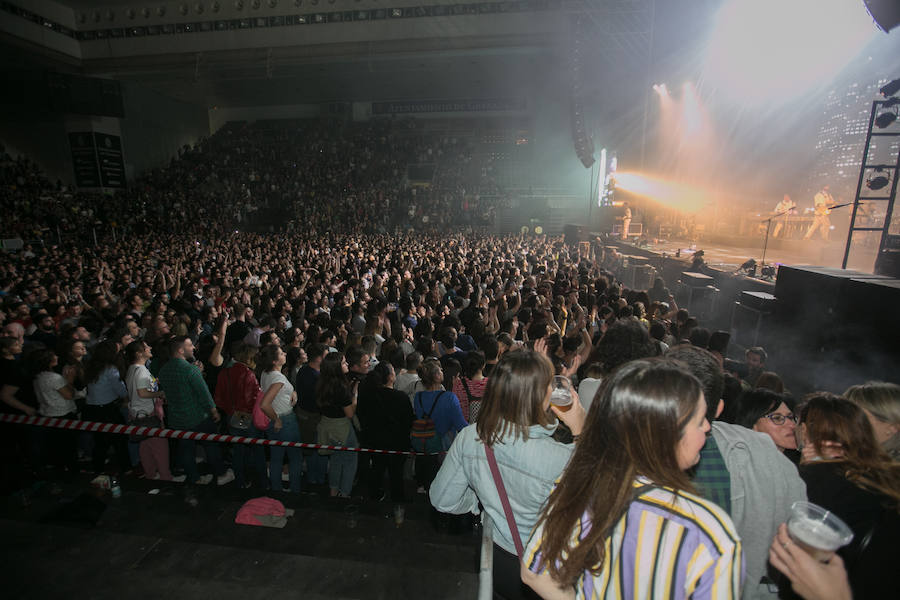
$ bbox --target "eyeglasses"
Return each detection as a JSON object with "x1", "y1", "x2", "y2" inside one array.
[{"x1": 762, "y1": 412, "x2": 798, "y2": 426}]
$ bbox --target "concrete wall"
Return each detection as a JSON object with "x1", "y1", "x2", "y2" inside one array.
[
  {"x1": 0, "y1": 109, "x2": 71, "y2": 183},
  {"x1": 120, "y1": 81, "x2": 210, "y2": 175}
]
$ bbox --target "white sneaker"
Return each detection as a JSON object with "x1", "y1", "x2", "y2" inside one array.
[
  {"x1": 197, "y1": 474, "x2": 214, "y2": 485},
  {"x1": 171, "y1": 475, "x2": 187, "y2": 483},
  {"x1": 217, "y1": 469, "x2": 235, "y2": 486}
]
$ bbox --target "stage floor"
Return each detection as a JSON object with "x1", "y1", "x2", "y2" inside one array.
[{"x1": 632, "y1": 234, "x2": 878, "y2": 274}]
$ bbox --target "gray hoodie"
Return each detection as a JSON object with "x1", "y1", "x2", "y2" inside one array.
[{"x1": 711, "y1": 421, "x2": 807, "y2": 600}]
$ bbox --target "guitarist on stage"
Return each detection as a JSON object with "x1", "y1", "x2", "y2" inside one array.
[
  {"x1": 803, "y1": 185, "x2": 834, "y2": 241},
  {"x1": 772, "y1": 194, "x2": 796, "y2": 238}
]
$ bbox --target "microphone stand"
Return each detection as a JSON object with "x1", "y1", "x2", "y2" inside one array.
[
  {"x1": 759, "y1": 205, "x2": 795, "y2": 267},
  {"x1": 760, "y1": 201, "x2": 853, "y2": 266}
]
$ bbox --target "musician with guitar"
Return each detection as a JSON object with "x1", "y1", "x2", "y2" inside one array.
[
  {"x1": 772, "y1": 194, "x2": 796, "y2": 238},
  {"x1": 803, "y1": 185, "x2": 834, "y2": 241}
]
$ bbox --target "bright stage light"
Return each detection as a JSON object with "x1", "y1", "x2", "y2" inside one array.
[
  {"x1": 613, "y1": 171, "x2": 711, "y2": 213},
  {"x1": 704, "y1": 0, "x2": 878, "y2": 105}
]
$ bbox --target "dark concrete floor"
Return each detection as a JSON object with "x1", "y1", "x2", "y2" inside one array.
[{"x1": 2, "y1": 475, "x2": 480, "y2": 599}]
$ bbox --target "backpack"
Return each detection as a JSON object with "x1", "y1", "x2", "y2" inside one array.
[{"x1": 410, "y1": 391, "x2": 446, "y2": 454}]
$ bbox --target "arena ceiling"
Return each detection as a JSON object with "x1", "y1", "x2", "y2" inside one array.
[{"x1": 2, "y1": 0, "x2": 672, "y2": 108}]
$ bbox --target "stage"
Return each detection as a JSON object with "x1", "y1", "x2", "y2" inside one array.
[
  {"x1": 629, "y1": 232, "x2": 877, "y2": 275},
  {"x1": 607, "y1": 233, "x2": 898, "y2": 396}
]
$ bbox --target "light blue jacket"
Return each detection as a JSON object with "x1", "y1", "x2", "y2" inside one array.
[{"x1": 429, "y1": 422, "x2": 573, "y2": 555}]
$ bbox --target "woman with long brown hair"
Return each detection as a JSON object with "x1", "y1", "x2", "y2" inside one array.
[
  {"x1": 797, "y1": 394, "x2": 900, "y2": 599},
  {"x1": 522, "y1": 359, "x2": 742, "y2": 599},
  {"x1": 430, "y1": 349, "x2": 585, "y2": 600}
]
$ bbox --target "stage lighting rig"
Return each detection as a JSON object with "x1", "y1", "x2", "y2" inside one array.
[
  {"x1": 881, "y1": 78, "x2": 900, "y2": 98},
  {"x1": 866, "y1": 167, "x2": 890, "y2": 191},
  {"x1": 875, "y1": 97, "x2": 899, "y2": 128},
  {"x1": 865, "y1": 1, "x2": 900, "y2": 33}
]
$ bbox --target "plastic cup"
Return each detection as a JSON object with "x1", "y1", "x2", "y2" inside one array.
[
  {"x1": 549, "y1": 375, "x2": 573, "y2": 412},
  {"x1": 787, "y1": 501, "x2": 853, "y2": 562}
]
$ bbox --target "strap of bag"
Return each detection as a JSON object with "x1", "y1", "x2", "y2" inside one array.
[
  {"x1": 484, "y1": 445, "x2": 524, "y2": 558},
  {"x1": 424, "y1": 391, "x2": 444, "y2": 419},
  {"x1": 460, "y1": 378, "x2": 473, "y2": 402}
]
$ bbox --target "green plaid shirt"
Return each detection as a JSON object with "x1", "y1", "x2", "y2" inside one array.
[
  {"x1": 158, "y1": 358, "x2": 215, "y2": 429},
  {"x1": 692, "y1": 433, "x2": 732, "y2": 514}
]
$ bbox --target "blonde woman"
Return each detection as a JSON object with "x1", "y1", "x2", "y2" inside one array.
[{"x1": 844, "y1": 381, "x2": 900, "y2": 460}]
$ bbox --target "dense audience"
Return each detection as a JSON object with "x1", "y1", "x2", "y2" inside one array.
[{"x1": 2, "y1": 121, "x2": 898, "y2": 600}]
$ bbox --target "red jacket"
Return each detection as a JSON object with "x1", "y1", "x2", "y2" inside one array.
[{"x1": 214, "y1": 362, "x2": 261, "y2": 415}]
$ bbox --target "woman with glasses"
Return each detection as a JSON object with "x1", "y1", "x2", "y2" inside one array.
[
  {"x1": 796, "y1": 393, "x2": 900, "y2": 599},
  {"x1": 721, "y1": 388, "x2": 798, "y2": 453}
]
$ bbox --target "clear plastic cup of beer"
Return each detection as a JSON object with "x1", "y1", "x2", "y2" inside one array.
[
  {"x1": 787, "y1": 501, "x2": 853, "y2": 562},
  {"x1": 549, "y1": 375, "x2": 573, "y2": 412}
]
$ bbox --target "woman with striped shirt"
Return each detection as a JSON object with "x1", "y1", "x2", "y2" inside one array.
[{"x1": 522, "y1": 359, "x2": 743, "y2": 600}]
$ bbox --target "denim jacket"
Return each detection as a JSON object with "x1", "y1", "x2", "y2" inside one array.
[{"x1": 429, "y1": 422, "x2": 573, "y2": 555}]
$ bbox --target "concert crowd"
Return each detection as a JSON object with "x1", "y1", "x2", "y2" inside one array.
[{"x1": 1, "y1": 120, "x2": 898, "y2": 600}]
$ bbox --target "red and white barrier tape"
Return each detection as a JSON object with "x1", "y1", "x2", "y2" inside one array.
[{"x1": 0, "y1": 413, "x2": 440, "y2": 456}]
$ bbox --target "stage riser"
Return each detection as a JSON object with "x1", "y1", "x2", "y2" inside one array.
[{"x1": 769, "y1": 266, "x2": 900, "y2": 391}]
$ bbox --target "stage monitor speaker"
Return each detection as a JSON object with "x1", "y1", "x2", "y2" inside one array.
[
  {"x1": 564, "y1": 224, "x2": 588, "y2": 245},
  {"x1": 739, "y1": 291, "x2": 776, "y2": 312},
  {"x1": 681, "y1": 271, "x2": 715, "y2": 287},
  {"x1": 874, "y1": 246, "x2": 900, "y2": 278},
  {"x1": 773, "y1": 265, "x2": 886, "y2": 323}
]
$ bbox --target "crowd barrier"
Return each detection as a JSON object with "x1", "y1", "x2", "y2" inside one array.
[{"x1": 0, "y1": 414, "x2": 440, "y2": 456}]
